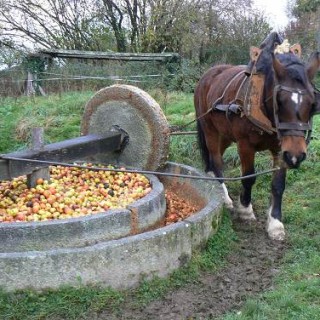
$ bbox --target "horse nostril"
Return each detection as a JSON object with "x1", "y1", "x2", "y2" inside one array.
[
  {"x1": 299, "y1": 152, "x2": 306, "y2": 163},
  {"x1": 283, "y1": 151, "x2": 306, "y2": 168},
  {"x1": 283, "y1": 151, "x2": 291, "y2": 166}
]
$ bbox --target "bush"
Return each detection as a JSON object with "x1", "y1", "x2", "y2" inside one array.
[{"x1": 167, "y1": 59, "x2": 208, "y2": 93}]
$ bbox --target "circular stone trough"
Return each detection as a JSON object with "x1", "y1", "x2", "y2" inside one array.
[{"x1": 0, "y1": 165, "x2": 223, "y2": 292}]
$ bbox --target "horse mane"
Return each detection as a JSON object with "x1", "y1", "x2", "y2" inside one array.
[
  {"x1": 275, "y1": 53, "x2": 308, "y2": 85},
  {"x1": 255, "y1": 52, "x2": 308, "y2": 89}
]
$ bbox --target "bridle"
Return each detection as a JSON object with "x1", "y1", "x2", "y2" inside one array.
[{"x1": 272, "y1": 84, "x2": 313, "y2": 143}]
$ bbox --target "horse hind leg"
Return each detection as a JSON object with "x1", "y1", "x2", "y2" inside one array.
[
  {"x1": 197, "y1": 120, "x2": 234, "y2": 208},
  {"x1": 236, "y1": 141, "x2": 256, "y2": 221},
  {"x1": 205, "y1": 134, "x2": 234, "y2": 210}
]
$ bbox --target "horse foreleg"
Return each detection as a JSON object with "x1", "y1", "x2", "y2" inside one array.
[
  {"x1": 267, "y1": 165, "x2": 286, "y2": 241},
  {"x1": 237, "y1": 141, "x2": 256, "y2": 220}
]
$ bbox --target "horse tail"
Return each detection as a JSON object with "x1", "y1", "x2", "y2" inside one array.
[{"x1": 196, "y1": 119, "x2": 210, "y2": 172}]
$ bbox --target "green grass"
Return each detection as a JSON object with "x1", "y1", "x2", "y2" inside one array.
[
  {"x1": 0, "y1": 92, "x2": 91, "y2": 153},
  {"x1": 0, "y1": 286, "x2": 124, "y2": 320},
  {"x1": 1, "y1": 91, "x2": 320, "y2": 319}
]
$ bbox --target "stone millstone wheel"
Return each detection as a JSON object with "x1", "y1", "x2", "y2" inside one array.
[{"x1": 81, "y1": 84, "x2": 170, "y2": 171}]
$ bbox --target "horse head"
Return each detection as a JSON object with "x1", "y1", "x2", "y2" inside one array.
[{"x1": 271, "y1": 50, "x2": 320, "y2": 168}]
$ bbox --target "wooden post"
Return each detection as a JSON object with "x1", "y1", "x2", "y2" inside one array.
[
  {"x1": 27, "y1": 128, "x2": 50, "y2": 188},
  {"x1": 25, "y1": 72, "x2": 36, "y2": 96}
]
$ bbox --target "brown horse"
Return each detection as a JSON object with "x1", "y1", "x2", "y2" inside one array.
[{"x1": 194, "y1": 35, "x2": 320, "y2": 240}]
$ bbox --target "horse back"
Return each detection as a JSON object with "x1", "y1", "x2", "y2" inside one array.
[{"x1": 194, "y1": 64, "x2": 246, "y2": 115}]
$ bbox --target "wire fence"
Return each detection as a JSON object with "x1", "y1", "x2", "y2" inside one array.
[{"x1": 0, "y1": 57, "x2": 205, "y2": 97}]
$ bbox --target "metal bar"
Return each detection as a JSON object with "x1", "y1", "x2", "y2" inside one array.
[
  {"x1": 0, "y1": 131, "x2": 123, "y2": 180},
  {"x1": 0, "y1": 156, "x2": 280, "y2": 182},
  {"x1": 170, "y1": 131, "x2": 197, "y2": 135}
]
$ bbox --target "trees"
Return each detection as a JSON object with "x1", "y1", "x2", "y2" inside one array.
[
  {"x1": 294, "y1": 0, "x2": 320, "y2": 12},
  {"x1": 141, "y1": 0, "x2": 200, "y2": 53},
  {"x1": 0, "y1": 46, "x2": 24, "y2": 69},
  {"x1": 0, "y1": 0, "x2": 114, "y2": 51},
  {"x1": 0, "y1": 0, "x2": 272, "y2": 65},
  {"x1": 191, "y1": 0, "x2": 271, "y2": 64},
  {"x1": 99, "y1": 0, "x2": 129, "y2": 52},
  {"x1": 285, "y1": 0, "x2": 320, "y2": 56}
]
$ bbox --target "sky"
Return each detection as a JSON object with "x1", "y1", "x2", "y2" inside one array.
[{"x1": 253, "y1": 0, "x2": 290, "y2": 30}]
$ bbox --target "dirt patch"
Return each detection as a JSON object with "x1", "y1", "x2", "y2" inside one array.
[{"x1": 100, "y1": 212, "x2": 287, "y2": 320}]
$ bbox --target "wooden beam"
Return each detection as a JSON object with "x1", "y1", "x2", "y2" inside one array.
[
  {"x1": 0, "y1": 131, "x2": 123, "y2": 180},
  {"x1": 29, "y1": 49, "x2": 180, "y2": 62}
]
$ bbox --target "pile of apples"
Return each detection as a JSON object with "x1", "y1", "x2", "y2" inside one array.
[
  {"x1": 0, "y1": 164, "x2": 151, "y2": 223},
  {"x1": 164, "y1": 190, "x2": 200, "y2": 225}
]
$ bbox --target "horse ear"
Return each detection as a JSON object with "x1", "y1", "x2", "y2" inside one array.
[
  {"x1": 250, "y1": 47, "x2": 261, "y2": 62},
  {"x1": 307, "y1": 51, "x2": 320, "y2": 81},
  {"x1": 290, "y1": 44, "x2": 302, "y2": 57},
  {"x1": 272, "y1": 54, "x2": 286, "y2": 80}
]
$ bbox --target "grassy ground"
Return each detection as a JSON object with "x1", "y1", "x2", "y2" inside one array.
[
  {"x1": 0, "y1": 91, "x2": 319, "y2": 319},
  {"x1": 222, "y1": 157, "x2": 320, "y2": 320}
]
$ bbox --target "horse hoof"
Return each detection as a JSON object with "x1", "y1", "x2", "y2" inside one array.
[
  {"x1": 224, "y1": 198, "x2": 234, "y2": 210},
  {"x1": 267, "y1": 216, "x2": 285, "y2": 241},
  {"x1": 237, "y1": 202, "x2": 256, "y2": 220}
]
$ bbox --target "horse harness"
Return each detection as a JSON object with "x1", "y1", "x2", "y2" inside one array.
[
  {"x1": 272, "y1": 85, "x2": 313, "y2": 141},
  {"x1": 210, "y1": 69, "x2": 315, "y2": 143}
]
